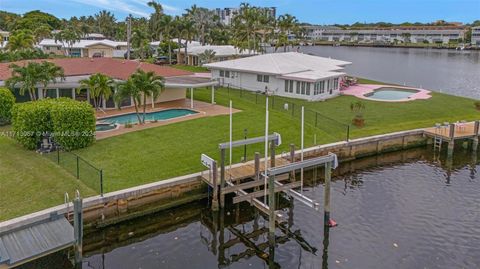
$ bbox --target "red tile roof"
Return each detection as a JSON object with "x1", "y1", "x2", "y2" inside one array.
[{"x1": 0, "y1": 58, "x2": 193, "y2": 81}]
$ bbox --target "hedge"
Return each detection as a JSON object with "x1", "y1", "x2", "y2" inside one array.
[
  {"x1": 0, "y1": 87, "x2": 15, "y2": 125},
  {"x1": 11, "y1": 98, "x2": 95, "y2": 150}
]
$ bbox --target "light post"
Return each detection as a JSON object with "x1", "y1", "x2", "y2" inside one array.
[{"x1": 243, "y1": 128, "x2": 248, "y2": 162}]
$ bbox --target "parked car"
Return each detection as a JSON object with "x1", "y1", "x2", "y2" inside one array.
[
  {"x1": 92, "y1": 52, "x2": 103, "y2": 58},
  {"x1": 154, "y1": 56, "x2": 176, "y2": 65}
]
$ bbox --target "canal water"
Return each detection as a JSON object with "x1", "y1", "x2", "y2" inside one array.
[
  {"x1": 22, "y1": 145, "x2": 480, "y2": 269},
  {"x1": 299, "y1": 46, "x2": 480, "y2": 99}
]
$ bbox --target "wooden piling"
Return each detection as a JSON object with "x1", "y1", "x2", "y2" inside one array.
[
  {"x1": 290, "y1": 144, "x2": 296, "y2": 181},
  {"x1": 73, "y1": 197, "x2": 83, "y2": 264},
  {"x1": 270, "y1": 142, "x2": 276, "y2": 168},
  {"x1": 212, "y1": 160, "x2": 219, "y2": 211},
  {"x1": 323, "y1": 162, "x2": 332, "y2": 226},
  {"x1": 254, "y1": 152, "x2": 260, "y2": 191},
  {"x1": 220, "y1": 148, "x2": 226, "y2": 208}
]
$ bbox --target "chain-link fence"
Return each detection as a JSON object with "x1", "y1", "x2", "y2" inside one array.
[{"x1": 44, "y1": 150, "x2": 104, "y2": 196}]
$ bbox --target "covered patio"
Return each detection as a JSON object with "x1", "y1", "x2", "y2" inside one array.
[{"x1": 165, "y1": 76, "x2": 218, "y2": 109}]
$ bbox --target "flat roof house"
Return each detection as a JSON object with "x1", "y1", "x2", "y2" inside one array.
[
  {"x1": 204, "y1": 52, "x2": 351, "y2": 101},
  {"x1": 471, "y1": 26, "x2": 480, "y2": 47},
  {"x1": 39, "y1": 39, "x2": 128, "y2": 58},
  {"x1": 176, "y1": 45, "x2": 257, "y2": 66},
  {"x1": 0, "y1": 58, "x2": 218, "y2": 109}
]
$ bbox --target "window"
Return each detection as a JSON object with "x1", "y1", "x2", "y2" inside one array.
[
  {"x1": 333, "y1": 78, "x2": 339, "y2": 89},
  {"x1": 296, "y1": 82, "x2": 300, "y2": 94},
  {"x1": 220, "y1": 70, "x2": 225, "y2": 77},
  {"x1": 257, "y1": 75, "x2": 263, "y2": 82},
  {"x1": 263, "y1": 75, "x2": 269, "y2": 83},
  {"x1": 225, "y1": 71, "x2": 230, "y2": 78},
  {"x1": 306, "y1": 83, "x2": 311, "y2": 95},
  {"x1": 289, "y1": 81, "x2": 293, "y2": 93},
  {"x1": 284, "y1": 81, "x2": 289, "y2": 93},
  {"x1": 301, "y1": 82, "x2": 306, "y2": 95}
]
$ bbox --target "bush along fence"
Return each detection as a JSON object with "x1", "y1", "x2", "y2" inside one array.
[
  {"x1": 44, "y1": 149, "x2": 104, "y2": 196},
  {"x1": 222, "y1": 87, "x2": 351, "y2": 142}
]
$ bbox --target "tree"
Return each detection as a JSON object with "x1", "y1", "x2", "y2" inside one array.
[
  {"x1": 54, "y1": 27, "x2": 81, "y2": 56},
  {"x1": 6, "y1": 30, "x2": 35, "y2": 51},
  {"x1": 13, "y1": 10, "x2": 61, "y2": 32},
  {"x1": 94, "y1": 10, "x2": 116, "y2": 39},
  {"x1": 131, "y1": 28, "x2": 150, "y2": 59},
  {"x1": 157, "y1": 15, "x2": 174, "y2": 64},
  {"x1": 276, "y1": 14, "x2": 300, "y2": 52},
  {"x1": 198, "y1": 49, "x2": 216, "y2": 65},
  {"x1": 78, "y1": 73, "x2": 114, "y2": 110},
  {"x1": 186, "y1": 5, "x2": 217, "y2": 45},
  {"x1": 130, "y1": 69, "x2": 164, "y2": 124},
  {"x1": 114, "y1": 78, "x2": 142, "y2": 124},
  {"x1": 34, "y1": 24, "x2": 52, "y2": 43},
  {"x1": 181, "y1": 18, "x2": 197, "y2": 65},
  {"x1": 6, "y1": 62, "x2": 45, "y2": 101},
  {"x1": 148, "y1": 1, "x2": 164, "y2": 40},
  {"x1": 38, "y1": 62, "x2": 65, "y2": 98}
]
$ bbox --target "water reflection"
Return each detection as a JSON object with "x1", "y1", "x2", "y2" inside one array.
[{"x1": 20, "y1": 144, "x2": 480, "y2": 269}]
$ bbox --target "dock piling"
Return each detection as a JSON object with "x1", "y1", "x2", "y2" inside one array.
[
  {"x1": 324, "y1": 162, "x2": 332, "y2": 226},
  {"x1": 212, "y1": 160, "x2": 219, "y2": 211},
  {"x1": 220, "y1": 148, "x2": 226, "y2": 208},
  {"x1": 73, "y1": 195, "x2": 83, "y2": 264}
]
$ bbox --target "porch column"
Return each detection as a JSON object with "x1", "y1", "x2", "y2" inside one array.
[
  {"x1": 56, "y1": 88, "x2": 60, "y2": 98},
  {"x1": 38, "y1": 88, "x2": 43, "y2": 99},
  {"x1": 211, "y1": 85, "x2": 215, "y2": 104},
  {"x1": 86, "y1": 89, "x2": 90, "y2": 102},
  {"x1": 72, "y1": 88, "x2": 76, "y2": 100},
  {"x1": 190, "y1": 88, "x2": 194, "y2": 108}
]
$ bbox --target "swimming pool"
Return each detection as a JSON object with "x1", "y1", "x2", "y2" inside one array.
[
  {"x1": 98, "y1": 109, "x2": 198, "y2": 124},
  {"x1": 364, "y1": 87, "x2": 419, "y2": 101}
]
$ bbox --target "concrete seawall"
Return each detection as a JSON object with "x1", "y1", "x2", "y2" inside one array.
[{"x1": 0, "y1": 128, "x2": 427, "y2": 233}]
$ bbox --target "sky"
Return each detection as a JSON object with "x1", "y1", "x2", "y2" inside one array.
[{"x1": 1, "y1": 0, "x2": 479, "y2": 24}]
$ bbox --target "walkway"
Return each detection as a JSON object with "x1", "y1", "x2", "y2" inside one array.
[{"x1": 342, "y1": 84, "x2": 431, "y2": 102}]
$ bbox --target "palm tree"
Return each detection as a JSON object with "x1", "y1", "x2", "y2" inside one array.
[
  {"x1": 95, "y1": 10, "x2": 117, "y2": 39},
  {"x1": 38, "y1": 62, "x2": 65, "y2": 98},
  {"x1": 172, "y1": 16, "x2": 184, "y2": 63},
  {"x1": 54, "y1": 27, "x2": 81, "y2": 57},
  {"x1": 148, "y1": 1, "x2": 164, "y2": 40},
  {"x1": 276, "y1": 14, "x2": 299, "y2": 52},
  {"x1": 181, "y1": 18, "x2": 197, "y2": 65},
  {"x1": 6, "y1": 62, "x2": 43, "y2": 101},
  {"x1": 157, "y1": 15, "x2": 174, "y2": 64},
  {"x1": 198, "y1": 49, "x2": 216, "y2": 65},
  {"x1": 78, "y1": 73, "x2": 114, "y2": 110},
  {"x1": 131, "y1": 28, "x2": 150, "y2": 59},
  {"x1": 130, "y1": 69, "x2": 165, "y2": 124},
  {"x1": 186, "y1": 5, "x2": 217, "y2": 45},
  {"x1": 6, "y1": 30, "x2": 35, "y2": 51},
  {"x1": 115, "y1": 78, "x2": 142, "y2": 124},
  {"x1": 34, "y1": 25, "x2": 52, "y2": 43}
]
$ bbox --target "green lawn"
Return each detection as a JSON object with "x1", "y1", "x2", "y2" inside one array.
[
  {"x1": 72, "y1": 87, "x2": 480, "y2": 192},
  {"x1": 0, "y1": 126, "x2": 96, "y2": 221},
  {"x1": 1, "y1": 84, "x2": 479, "y2": 220},
  {"x1": 172, "y1": 65, "x2": 209, "y2": 73}
]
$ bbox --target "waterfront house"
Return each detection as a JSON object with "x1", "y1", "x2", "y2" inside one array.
[
  {"x1": 175, "y1": 45, "x2": 257, "y2": 66},
  {"x1": 471, "y1": 26, "x2": 480, "y2": 47},
  {"x1": 39, "y1": 38, "x2": 128, "y2": 58},
  {"x1": 204, "y1": 52, "x2": 351, "y2": 101},
  {"x1": 0, "y1": 58, "x2": 217, "y2": 109},
  {"x1": 304, "y1": 25, "x2": 467, "y2": 44}
]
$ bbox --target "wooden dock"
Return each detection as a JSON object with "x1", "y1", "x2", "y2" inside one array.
[{"x1": 424, "y1": 121, "x2": 479, "y2": 142}]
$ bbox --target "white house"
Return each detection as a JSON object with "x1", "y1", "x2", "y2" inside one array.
[
  {"x1": 471, "y1": 26, "x2": 480, "y2": 47},
  {"x1": 204, "y1": 52, "x2": 351, "y2": 101},
  {"x1": 39, "y1": 39, "x2": 128, "y2": 58}
]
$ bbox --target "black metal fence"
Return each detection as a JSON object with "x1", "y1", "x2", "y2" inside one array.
[
  {"x1": 44, "y1": 150, "x2": 104, "y2": 196},
  {"x1": 224, "y1": 87, "x2": 350, "y2": 142}
]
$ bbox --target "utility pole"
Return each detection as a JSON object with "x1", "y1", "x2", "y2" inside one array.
[{"x1": 127, "y1": 14, "x2": 132, "y2": 60}]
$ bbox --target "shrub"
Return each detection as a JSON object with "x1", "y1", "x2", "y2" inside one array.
[
  {"x1": 11, "y1": 98, "x2": 95, "y2": 150},
  {"x1": 0, "y1": 87, "x2": 15, "y2": 125},
  {"x1": 474, "y1": 101, "x2": 480, "y2": 111},
  {"x1": 350, "y1": 101, "x2": 366, "y2": 128}
]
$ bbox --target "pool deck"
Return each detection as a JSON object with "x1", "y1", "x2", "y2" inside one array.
[
  {"x1": 95, "y1": 99, "x2": 239, "y2": 140},
  {"x1": 342, "y1": 84, "x2": 432, "y2": 102}
]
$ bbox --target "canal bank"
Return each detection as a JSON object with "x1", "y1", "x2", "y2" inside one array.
[{"x1": 0, "y1": 127, "x2": 432, "y2": 234}]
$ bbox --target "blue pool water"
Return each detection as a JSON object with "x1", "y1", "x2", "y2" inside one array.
[
  {"x1": 99, "y1": 109, "x2": 198, "y2": 124},
  {"x1": 364, "y1": 87, "x2": 419, "y2": 101}
]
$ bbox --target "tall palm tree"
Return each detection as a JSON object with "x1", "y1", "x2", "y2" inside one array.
[
  {"x1": 276, "y1": 14, "x2": 299, "y2": 52},
  {"x1": 148, "y1": 1, "x2": 164, "y2": 40},
  {"x1": 54, "y1": 27, "x2": 81, "y2": 57},
  {"x1": 34, "y1": 25, "x2": 52, "y2": 43},
  {"x1": 130, "y1": 69, "x2": 164, "y2": 124},
  {"x1": 6, "y1": 62, "x2": 43, "y2": 101},
  {"x1": 181, "y1": 18, "x2": 197, "y2": 65},
  {"x1": 157, "y1": 15, "x2": 174, "y2": 64},
  {"x1": 172, "y1": 16, "x2": 184, "y2": 63},
  {"x1": 78, "y1": 73, "x2": 114, "y2": 110},
  {"x1": 131, "y1": 28, "x2": 149, "y2": 59},
  {"x1": 114, "y1": 78, "x2": 142, "y2": 124},
  {"x1": 95, "y1": 10, "x2": 117, "y2": 39},
  {"x1": 186, "y1": 5, "x2": 217, "y2": 45},
  {"x1": 38, "y1": 62, "x2": 65, "y2": 98},
  {"x1": 6, "y1": 30, "x2": 35, "y2": 51},
  {"x1": 198, "y1": 49, "x2": 216, "y2": 65}
]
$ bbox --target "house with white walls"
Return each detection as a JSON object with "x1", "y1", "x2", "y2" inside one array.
[{"x1": 204, "y1": 52, "x2": 351, "y2": 101}]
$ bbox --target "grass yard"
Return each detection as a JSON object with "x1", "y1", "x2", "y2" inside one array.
[
  {"x1": 0, "y1": 126, "x2": 96, "y2": 221},
  {"x1": 73, "y1": 87, "x2": 480, "y2": 192},
  {"x1": 1, "y1": 82, "x2": 479, "y2": 220},
  {"x1": 172, "y1": 65, "x2": 209, "y2": 73}
]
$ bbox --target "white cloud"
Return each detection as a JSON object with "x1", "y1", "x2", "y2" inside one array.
[{"x1": 70, "y1": 0, "x2": 180, "y2": 17}]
